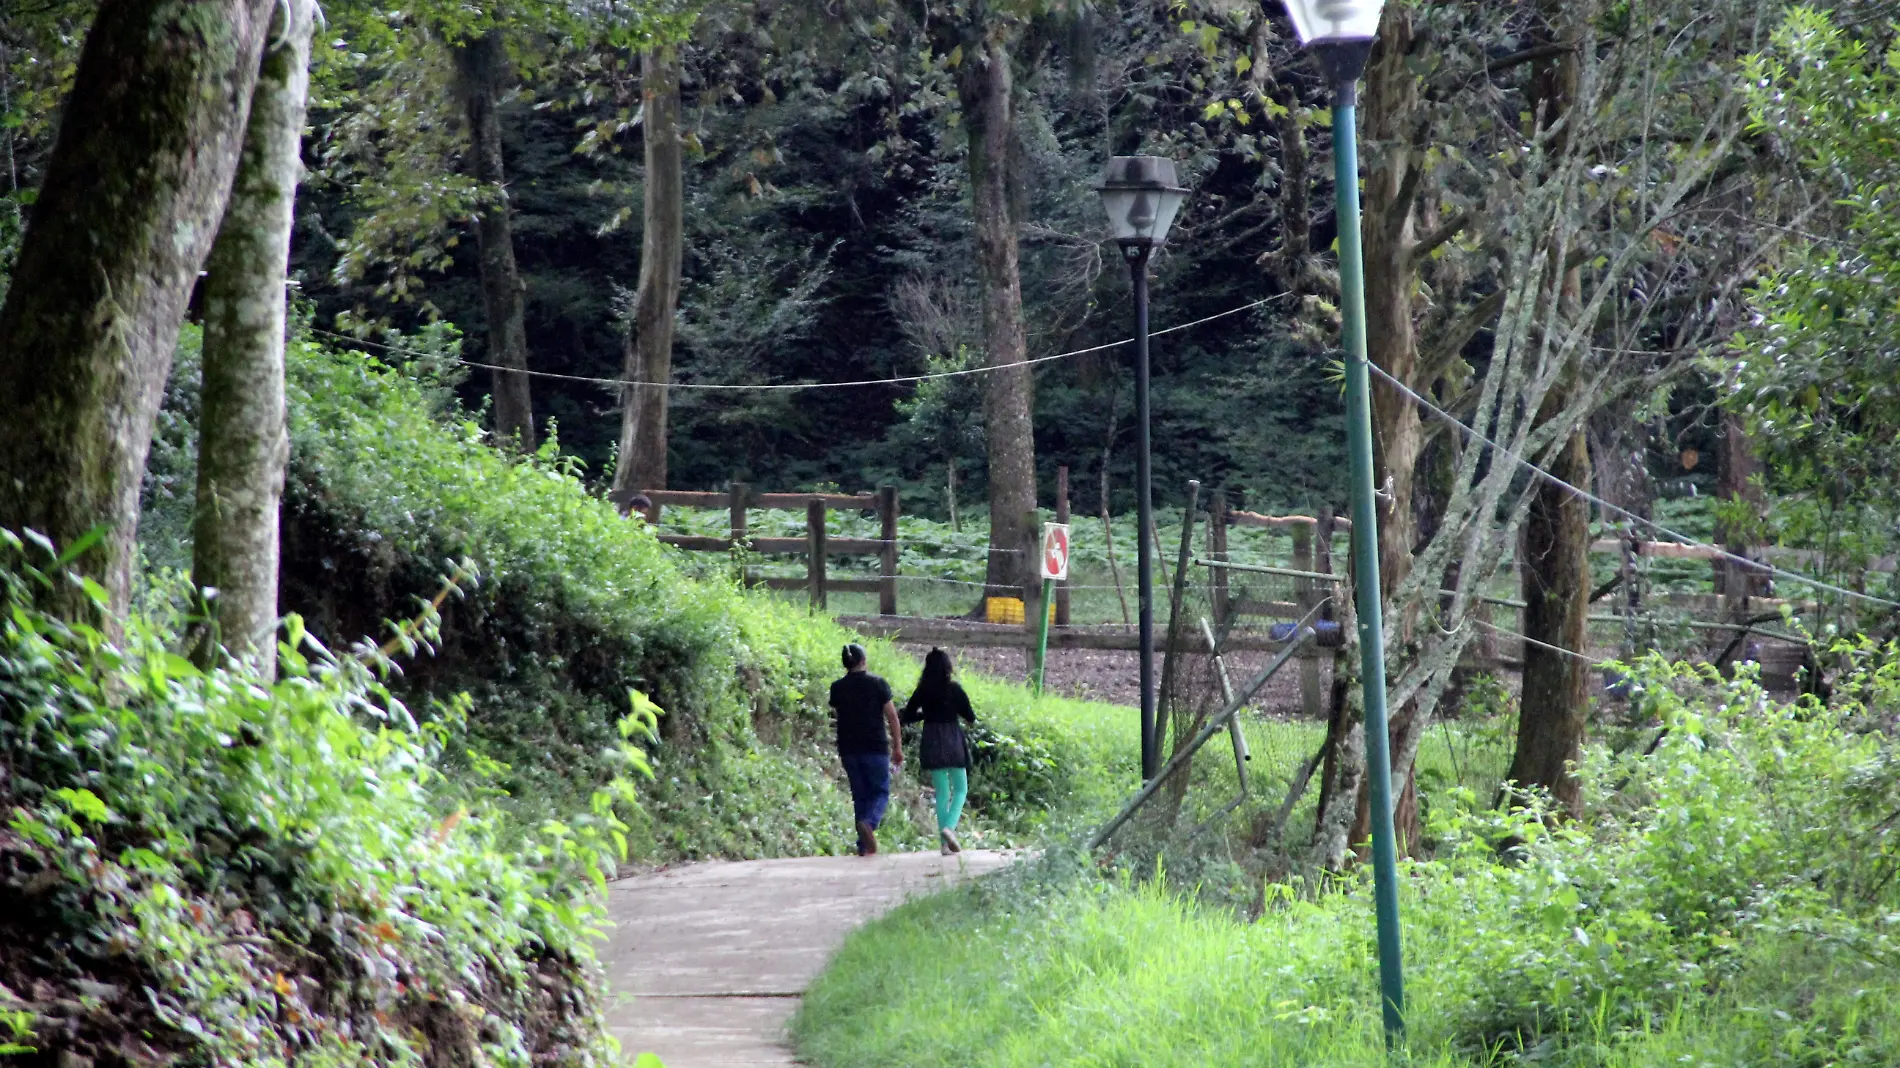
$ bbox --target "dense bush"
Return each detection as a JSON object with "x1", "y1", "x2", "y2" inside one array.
[
  {"x1": 795, "y1": 653, "x2": 1900, "y2": 1066},
  {"x1": 0, "y1": 541, "x2": 633, "y2": 1066}
]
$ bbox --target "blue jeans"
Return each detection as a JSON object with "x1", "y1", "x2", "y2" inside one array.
[{"x1": 840, "y1": 752, "x2": 892, "y2": 830}]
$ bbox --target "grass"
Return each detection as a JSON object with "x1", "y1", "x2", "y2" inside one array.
[
  {"x1": 795, "y1": 860, "x2": 1900, "y2": 1068},
  {"x1": 794, "y1": 658, "x2": 1900, "y2": 1067}
]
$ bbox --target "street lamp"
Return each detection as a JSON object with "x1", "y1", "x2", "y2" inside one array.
[
  {"x1": 1096, "y1": 156, "x2": 1188, "y2": 783},
  {"x1": 1280, "y1": 0, "x2": 1406, "y2": 1046}
]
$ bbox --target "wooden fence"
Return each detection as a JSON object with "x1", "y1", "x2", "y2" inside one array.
[{"x1": 611, "y1": 483, "x2": 901, "y2": 613}]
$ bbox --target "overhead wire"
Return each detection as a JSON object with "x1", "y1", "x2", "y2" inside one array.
[
  {"x1": 1364, "y1": 360, "x2": 1900, "y2": 612},
  {"x1": 307, "y1": 291, "x2": 1891, "y2": 614},
  {"x1": 309, "y1": 294, "x2": 1284, "y2": 394}
]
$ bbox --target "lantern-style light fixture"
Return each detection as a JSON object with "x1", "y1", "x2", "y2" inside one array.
[
  {"x1": 1282, "y1": 0, "x2": 1385, "y2": 46},
  {"x1": 1094, "y1": 156, "x2": 1188, "y2": 256}
]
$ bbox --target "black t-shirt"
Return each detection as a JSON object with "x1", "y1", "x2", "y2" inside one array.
[{"x1": 829, "y1": 671, "x2": 894, "y2": 755}]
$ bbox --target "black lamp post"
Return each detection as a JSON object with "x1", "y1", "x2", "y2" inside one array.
[{"x1": 1095, "y1": 156, "x2": 1188, "y2": 782}]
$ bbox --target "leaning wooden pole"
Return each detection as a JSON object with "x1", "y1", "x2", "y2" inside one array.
[{"x1": 1089, "y1": 627, "x2": 1314, "y2": 850}]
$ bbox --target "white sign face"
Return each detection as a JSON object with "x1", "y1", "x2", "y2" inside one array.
[{"x1": 1040, "y1": 523, "x2": 1072, "y2": 581}]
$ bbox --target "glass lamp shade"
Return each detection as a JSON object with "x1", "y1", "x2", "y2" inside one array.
[
  {"x1": 1282, "y1": 0, "x2": 1385, "y2": 45},
  {"x1": 1095, "y1": 156, "x2": 1189, "y2": 250}
]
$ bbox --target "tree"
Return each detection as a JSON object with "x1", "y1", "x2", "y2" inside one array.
[
  {"x1": 193, "y1": 0, "x2": 315, "y2": 674},
  {"x1": 1301, "y1": 0, "x2": 1759, "y2": 863},
  {"x1": 956, "y1": 18, "x2": 1038, "y2": 598},
  {"x1": 1736, "y1": 9, "x2": 1900, "y2": 622},
  {"x1": 0, "y1": 0, "x2": 273, "y2": 620},
  {"x1": 453, "y1": 27, "x2": 537, "y2": 451},
  {"x1": 612, "y1": 42, "x2": 685, "y2": 497},
  {"x1": 1507, "y1": 0, "x2": 1592, "y2": 816}
]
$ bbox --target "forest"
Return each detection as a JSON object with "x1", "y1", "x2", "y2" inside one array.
[{"x1": 0, "y1": 0, "x2": 1898, "y2": 1064}]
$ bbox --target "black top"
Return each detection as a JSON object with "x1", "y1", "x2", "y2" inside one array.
[
  {"x1": 829, "y1": 671, "x2": 894, "y2": 755},
  {"x1": 901, "y1": 682, "x2": 976, "y2": 727},
  {"x1": 904, "y1": 681, "x2": 976, "y2": 771}
]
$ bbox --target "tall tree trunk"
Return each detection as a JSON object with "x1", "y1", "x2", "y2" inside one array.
[
  {"x1": 452, "y1": 29, "x2": 534, "y2": 452},
  {"x1": 191, "y1": 0, "x2": 312, "y2": 676},
  {"x1": 1508, "y1": 7, "x2": 1592, "y2": 816},
  {"x1": 0, "y1": 0, "x2": 272, "y2": 621},
  {"x1": 1512, "y1": 423, "x2": 1592, "y2": 812},
  {"x1": 962, "y1": 32, "x2": 1037, "y2": 597},
  {"x1": 1328, "y1": 4, "x2": 1425, "y2": 859},
  {"x1": 611, "y1": 44, "x2": 683, "y2": 497}
]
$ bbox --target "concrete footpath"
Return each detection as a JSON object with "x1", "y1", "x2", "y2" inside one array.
[{"x1": 601, "y1": 850, "x2": 1014, "y2": 1067}]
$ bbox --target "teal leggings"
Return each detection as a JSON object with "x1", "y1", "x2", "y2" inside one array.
[{"x1": 930, "y1": 767, "x2": 969, "y2": 832}]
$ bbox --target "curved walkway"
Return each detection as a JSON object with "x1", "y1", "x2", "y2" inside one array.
[{"x1": 602, "y1": 850, "x2": 1015, "y2": 1067}]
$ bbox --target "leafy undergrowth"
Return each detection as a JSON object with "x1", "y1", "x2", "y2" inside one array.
[
  {"x1": 0, "y1": 544, "x2": 633, "y2": 1067},
  {"x1": 144, "y1": 330, "x2": 1128, "y2": 861},
  {"x1": 794, "y1": 655, "x2": 1900, "y2": 1067}
]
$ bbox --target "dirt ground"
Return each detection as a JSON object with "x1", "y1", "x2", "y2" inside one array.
[{"x1": 904, "y1": 642, "x2": 1335, "y2": 717}]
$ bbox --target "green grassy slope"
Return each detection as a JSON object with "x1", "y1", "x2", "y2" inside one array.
[
  {"x1": 146, "y1": 331, "x2": 1132, "y2": 861},
  {"x1": 794, "y1": 658, "x2": 1900, "y2": 1067}
]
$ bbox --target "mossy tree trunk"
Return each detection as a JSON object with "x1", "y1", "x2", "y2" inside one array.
[
  {"x1": 0, "y1": 0, "x2": 273, "y2": 622},
  {"x1": 191, "y1": 0, "x2": 313, "y2": 676},
  {"x1": 1508, "y1": 7, "x2": 1591, "y2": 816},
  {"x1": 453, "y1": 28, "x2": 535, "y2": 453},
  {"x1": 961, "y1": 30, "x2": 1037, "y2": 598},
  {"x1": 611, "y1": 44, "x2": 683, "y2": 496}
]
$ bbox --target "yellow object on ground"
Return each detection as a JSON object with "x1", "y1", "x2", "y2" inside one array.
[
  {"x1": 985, "y1": 597, "x2": 1024, "y2": 625},
  {"x1": 984, "y1": 597, "x2": 1054, "y2": 625}
]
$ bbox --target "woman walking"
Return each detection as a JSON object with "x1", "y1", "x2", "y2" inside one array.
[{"x1": 901, "y1": 648, "x2": 976, "y2": 854}]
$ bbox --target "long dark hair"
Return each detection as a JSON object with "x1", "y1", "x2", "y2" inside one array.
[{"x1": 909, "y1": 647, "x2": 954, "y2": 708}]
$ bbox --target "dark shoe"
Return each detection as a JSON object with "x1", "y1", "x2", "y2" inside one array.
[
  {"x1": 940, "y1": 828, "x2": 960, "y2": 854},
  {"x1": 857, "y1": 820, "x2": 878, "y2": 856}
]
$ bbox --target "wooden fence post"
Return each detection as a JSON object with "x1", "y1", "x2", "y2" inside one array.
[
  {"x1": 807, "y1": 497, "x2": 828, "y2": 610},
  {"x1": 1209, "y1": 489, "x2": 1229, "y2": 626},
  {"x1": 1055, "y1": 466, "x2": 1072, "y2": 627},
  {"x1": 1622, "y1": 523, "x2": 1641, "y2": 657},
  {"x1": 1316, "y1": 506, "x2": 1336, "y2": 622},
  {"x1": 879, "y1": 484, "x2": 899, "y2": 616},
  {"x1": 1293, "y1": 519, "x2": 1323, "y2": 720},
  {"x1": 729, "y1": 481, "x2": 749, "y2": 547}
]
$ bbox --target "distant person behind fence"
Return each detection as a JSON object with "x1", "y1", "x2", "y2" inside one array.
[
  {"x1": 623, "y1": 493, "x2": 653, "y2": 521},
  {"x1": 829, "y1": 643, "x2": 903, "y2": 856},
  {"x1": 902, "y1": 647, "x2": 976, "y2": 854}
]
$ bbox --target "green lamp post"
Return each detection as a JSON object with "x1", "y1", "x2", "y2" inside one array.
[{"x1": 1280, "y1": 0, "x2": 1407, "y2": 1046}]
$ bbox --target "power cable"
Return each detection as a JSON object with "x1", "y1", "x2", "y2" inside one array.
[
  {"x1": 1365, "y1": 361, "x2": 1900, "y2": 611},
  {"x1": 307, "y1": 295, "x2": 1283, "y2": 393}
]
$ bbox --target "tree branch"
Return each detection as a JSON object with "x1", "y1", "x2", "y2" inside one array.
[
  {"x1": 1407, "y1": 210, "x2": 1473, "y2": 269},
  {"x1": 1421, "y1": 289, "x2": 1508, "y2": 383},
  {"x1": 1486, "y1": 42, "x2": 1577, "y2": 75}
]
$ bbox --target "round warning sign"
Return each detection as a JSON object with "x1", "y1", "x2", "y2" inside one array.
[{"x1": 1040, "y1": 523, "x2": 1072, "y2": 581}]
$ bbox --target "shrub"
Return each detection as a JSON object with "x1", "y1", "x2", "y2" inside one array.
[{"x1": 0, "y1": 538, "x2": 635, "y2": 1066}]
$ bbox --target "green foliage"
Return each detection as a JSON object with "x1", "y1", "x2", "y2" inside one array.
[
  {"x1": 138, "y1": 333, "x2": 1106, "y2": 861},
  {"x1": 0, "y1": 537, "x2": 632, "y2": 1066},
  {"x1": 795, "y1": 653, "x2": 1900, "y2": 1066},
  {"x1": 278, "y1": 335, "x2": 843, "y2": 845},
  {"x1": 1737, "y1": 9, "x2": 1900, "y2": 587}
]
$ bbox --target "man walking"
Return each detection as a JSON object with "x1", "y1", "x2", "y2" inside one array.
[{"x1": 829, "y1": 643, "x2": 904, "y2": 855}]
